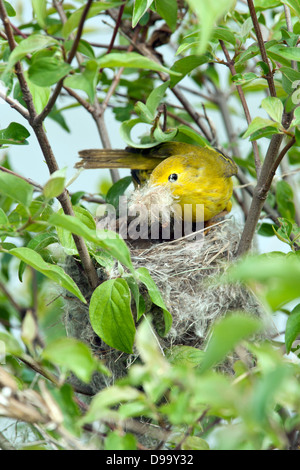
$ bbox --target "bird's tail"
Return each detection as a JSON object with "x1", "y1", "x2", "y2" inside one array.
[{"x1": 75, "y1": 148, "x2": 164, "y2": 170}]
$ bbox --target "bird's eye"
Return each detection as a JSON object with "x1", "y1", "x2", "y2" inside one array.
[{"x1": 168, "y1": 173, "x2": 178, "y2": 182}]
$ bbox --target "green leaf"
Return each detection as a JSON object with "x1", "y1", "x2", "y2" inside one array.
[
  {"x1": 132, "y1": 0, "x2": 154, "y2": 27},
  {"x1": 0, "y1": 331, "x2": 23, "y2": 356},
  {"x1": 285, "y1": 303, "x2": 300, "y2": 353},
  {"x1": 135, "y1": 267, "x2": 172, "y2": 336},
  {"x1": 185, "y1": 0, "x2": 235, "y2": 54},
  {"x1": 89, "y1": 279, "x2": 135, "y2": 354},
  {"x1": 55, "y1": 205, "x2": 96, "y2": 256},
  {"x1": 43, "y1": 168, "x2": 66, "y2": 199},
  {"x1": 125, "y1": 275, "x2": 146, "y2": 320},
  {"x1": 9, "y1": 247, "x2": 86, "y2": 303},
  {"x1": 120, "y1": 118, "x2": 156, "y2": 148},
  {"x1": 177, "y1": 125, "x2": 210, "y2": 147},
  {"x1": 261, "y1": 96, "x2": 284, "y2": 123},
  {"x1": 26, "y1": 75, "x2": 51, "y2": 114},
  {"x1": 4, "y1": 35, "x2": 59, "y2": 73},
  {"x1": 0, "y1": 122, "x2": 30, "y2": 146},
  {"x1": 226, "y1": 253, "x2": 300, "y2": 310},
  {"x1": 64, "y1": 60, "x2": 99, "y2": 102},
  {"x1": 18, "y1": 232, "x2": 58, "y2": 282},
  {"x1": 243, "y1": 116, "x2": 280, "y2": 139},
  {"x1": 62, "y1": 2, "x2": 122, "y2": 38},
  {"x1": 155, "y1": 0, "x2": 178, "y2": 31},
  {"x1": 276, "y1": 180, "x2": 295, "y2": 221},
  {"x1": 269, "y1": 45, "x2": 300, "y2": 62},
  {"x1": 211, "y1": 26, "x2": 236, "y2": 45},
  {"x1": 97, "y1": 52, "x2": 181, "y2": 77},
  {"x1": 166, "y1": 345, "x2": 205, "y2": 367},
  {"x1": 170, "y1": 55, "x2": 209, "y2": 88},
  {"x1": 42, "y1": 337, "x2": 108, "y2": 383},
  {"x1": 28, "y1": 57, "x2": 72, "y2": 87},
  {"x1": 0, "y1": 170, "x2": 33, "y2": 208},
  {"x1": 105, "y1": 431, "x2": 137, "y2": 451},
  {"x1": 49, "y1": 212, "x2": 134, "y2": 272},
  {"x1": 145, "y1": 80, "x2": 170, "y2": 117},
  {"x1": 3, "y1": 1, "x2": 16, "y2": 17},
  {"x1": 0, "y1": 208, "x2": 8, "y2": 225},
  {"x1": 199, "y1": 313, "x2": 262, "y2": 373},
  {"x1": 32, "y1": 0, "x2": 47, "y2": 29},
  {"x1": 106, "y1": 176, "x2": 132, "y2": 210}
]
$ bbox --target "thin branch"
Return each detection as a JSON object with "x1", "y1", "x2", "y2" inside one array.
[
  {"x1": 247, "y1": 0, "x2": 277, "y2": 97},
  {"x1": 220, "y1": 40, "x2": 262, "y2": 175},
  {"x1": 0, "y1": 165, "x2": 43, "y2": 191},
  {"x1": 34, "y1": 0, "x2": 94, "y2": 125},
  {"x1": 0, "y1": 89, "x2": 29, "y2": 119},
  {"x1": 0, "y1": 0, "x2": 99, "y2": 289},
  {"x1": 105, "y1": 0, "x2": 126, "y2": 56}
]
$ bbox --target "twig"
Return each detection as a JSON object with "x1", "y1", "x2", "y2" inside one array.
[
  {"x1": 105, "y1": 0, "x2": 126, "y2": 56},
  {"x1": 0, "y1": 165, "x2": 43, "y2": 191},
  {"x1": 220, "y1": 40, "x2": 261, "y2": 175},
  {"x1": 0, "y1": 0, "x2": 99, "y2": 289},
  {"x1": 34, "y1": 0, "x2": 94, "y2": 125},
  {"x1": 247, "y1": 0, "x2": 277, "y2": 97}
]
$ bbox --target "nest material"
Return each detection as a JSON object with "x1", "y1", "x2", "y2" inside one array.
[{"x1": 62, "y1": 216, "x2": 270, "y2": 395}]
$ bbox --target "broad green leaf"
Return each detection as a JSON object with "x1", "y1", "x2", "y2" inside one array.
[
  {"x1": 0, "y1": 331, "x2": 23, "y2": 356},
  {"x1": 132, "y1": 0, "x2": 154, "y2": 27},
  {"x1": 32, "y1": 0, "x2": 47, "y2": 29},
  {"x1": 49, "y1": 212, "x2": 134, "y2": 271},
  {"x1": 97, "y1": 52, "x2": 181, "y2": 77},
  {"x1": 0, "y1": 170, "x2": 33, "y2": 208},
  {"x1": 135, "y1": 267, "x2": 172, "y2": 336},
  {"x1": 3, "y1": 1, "x2": 16, "y2": 16},
  {"x1": 199, "y1": 313, "x2": 262, "y2": 374},
  {"x1": 185, "y1": 0, "x2": 235, "y2": 54},
  {"x1": 261, "y1": 96, "x2": 284, "y2": 123},
  {"x1": 226, "y1": 253, "x2": 300, "y2": 310},
  {"x1": 105, "y1": 431, "x2": 137, "y2": 451},
  {"x1": 120, "y1": 118, "x2": 156, "y2": 148},
  {"x1": 80, "y1": 385, "x2": 143, "y2": 424},
  {"x1": 43, "y1": 168, "x2": 67, "y2": 199},
  {"x1": 4, "y1": 35, "x2": 59, "y2": 72},
  {"x1": 155, "y1": 0, "x2": 178, "y2": 31},
  {"x1": 249, "y1": 365, "x2": 292, "y2": 424},
  {"x1": 28, "y1": 57, "x2": 72, "y2": 87},
  {"x1": 276, "y1": 180, "x2": 295, "y2": 221},
  {"x1": 269, "y1": 45, "x2": 300, "y2": 62},
  {"x1": 125, "y1": 275, "x2": 146, "y2": 320},
  {"x1": 170, "y1": 55, "x2": 209, "y2": 88},
  {"x1": 0, "y1": 208, "x2": 8, "y2": 225},
  {"x1": 42, "y1": 337, "x2": 108, "y2": 383},
  {"x1": 182, "y1": 436, "x2": 210, "y2": 451},
  {"x1": 62, "y1": 2, "x2": 122, "y2": 38},
  {"x1": 26, "y1": 76, "x2": 51, "y2": 114},
  {"x1": 278, "y1": 66, "x2": 300, "y2": 95},
  {"x1": 285, "y1": 303, "x2": 300, "y2": 353},
  {"x1": 211, "y1": 26, "x2": 236, "y2": 45},
  {"x1": 145, "y1": 80, "x2": 170, "y2": 117},
  {"x1": 55, "y1": 205, "x2": 96, "y2": 256},
  {"x1": 243, "y1": 116, "x2": 280, "y2": 139},
  {"x1": 89, "y1": 278, "x2": 136, "y2": 354},
  {"x1": 166, "y1": 345, "x2": 205, "y2": 367},
  {"x1": 106, "y1": 176, "x2": 132, "y2": 209},
  {"x1": 0, "y1": 122, "x2": 30, "y2": 146},
  {"x1": 64, "y1": 60, "x2": 99, "y2": 102},
  {"x1": 9, "y1": 247, "x2": 86, "y2": 303},
  {"x1": 18, "y1": 232, "x2": 58, "y2": 282},
  {"x1": 177, "y1": 125, "x2": 210, "y2": 147}
]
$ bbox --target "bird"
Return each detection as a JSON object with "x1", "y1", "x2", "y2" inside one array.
[{"x1": 76, "y1": 141, "x2": 238, "y2": 222}]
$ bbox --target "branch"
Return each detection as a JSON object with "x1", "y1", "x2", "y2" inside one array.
[
  {"x1": 34, "y1": 0, "x2": 94, "y2": 125},
  {"x1": 220, "y1": 40, "x2": 261, "y2": 175},
  {"x1": 247, "y1": 0, "x2": 277, "y2": 97},
  {"x1": 0, "y1": 0, "x2": 99, "y2": 289}
]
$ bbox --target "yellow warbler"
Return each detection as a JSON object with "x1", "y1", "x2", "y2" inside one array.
[{"x1": 76, "y1": 142, "x2": 238, "y2": 222}]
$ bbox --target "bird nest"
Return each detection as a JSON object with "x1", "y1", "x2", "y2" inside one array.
[{"x1": 62, "y1": 212, "x2": 268, "y2": 396}]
